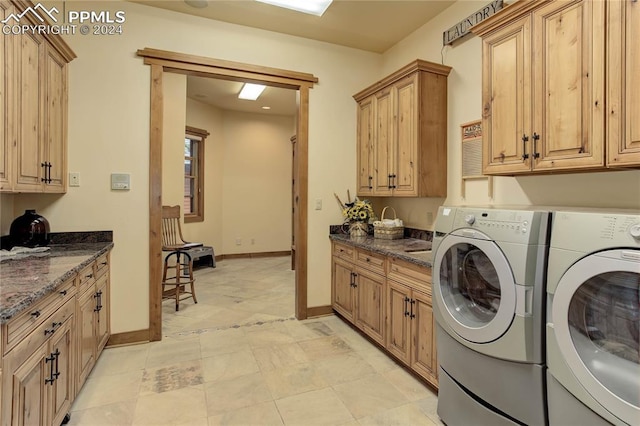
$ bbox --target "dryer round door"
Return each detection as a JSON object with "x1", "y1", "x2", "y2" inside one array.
[
  {"x1": 433, "y1": 233, "x2": 517, "y2": 344},
  {"x1": 552, "y1": 249, "x2": 640, "y2": 425}
]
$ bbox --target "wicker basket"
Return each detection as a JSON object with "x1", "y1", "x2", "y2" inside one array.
[{"x1": 374, "y1": 206, "x2": 404, "y2": 240}]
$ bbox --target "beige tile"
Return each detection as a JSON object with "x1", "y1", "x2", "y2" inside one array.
[
  {"x1": 357, "y1": 351, "x2": 402, "y2": 374},
  {"x1": 357, "y1": 403, "x2": 438, "y2": 426},
  {"x1": 132, "y1": 386, "x2": 208, "y2": 425},
  {"x1": 200, "y1": 328, "x2": 250, "y2": 358},
  {"x1": 315, "y1": 352, "x2": 376, "y2": 386},
  {"x1": 253, "y1": 342, "x2": 309, "y2": 372},
  {"x1": 204, "y1": 372, "x2": 273, "y2": 416},
  {"x1": 140, "y1": 359, "x2": 204, "y2": 395},
  {"x1": 67, "y1": 401, "x2": 136, "y2": 426},
  {"x1": 146, "y1": 337, "x2": 201, "y2": 368},
  {"x1": 208, "y1": 401, "x2": 284, "y2": 426},
  {"x1": 383, "y1": 367, "x2": 436, "y2": 402},
  {"x1": 298, "y1": 335, "x2": 353, "y2": 360},
  {"x1": 71, "y1": 370, "x2": 142, "y2": 411},
  {"x1": 283, "y1": 319, "x2": 336, "y2": 342},
  {"x1": 245, "y1": 323, "x2": 296, "y2": 348},
  {"x1": 414, "y1": 394, "x2": 442, "y2": 425},
  {"x1": 333, "y1": 375, "x2": 409, "y2": 419},
  {"x1": 202, "y1": 349, "x2": 260, "y2": 382},
  {"x1": 89, "y1": 344, "x2": 149, "y2": 378},
  {"x1": 262, "y1": 363, "x2": 328, "y2": 399},
  {"x1": 275, "y1": 388, "x2": 354, "y2": 426}
]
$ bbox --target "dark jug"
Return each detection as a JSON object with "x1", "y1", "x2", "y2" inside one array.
[{"x1": 9, "y1": 210, "x2": 51, "y2": 248}]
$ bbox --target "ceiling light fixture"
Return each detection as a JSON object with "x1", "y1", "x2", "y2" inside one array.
[
  {"x1": 261, "y1": 106, "x2": 271, "y2": 110},
  {"x1": 184, "y1": 0, "x2": 209, "y2": 9},
  {"x1": 238, "y1": 83, "x2": 266, "y2": 100},
  {"x1": 255, "y1": 0, "x2": 333, "y2": 16}
]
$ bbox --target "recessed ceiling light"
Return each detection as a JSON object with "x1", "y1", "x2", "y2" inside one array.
[
  {"x1": 255, "y1": 0, "x2": 333, "y2": 16},
  {"x1": 238, "y1": 83, "x2": 266, "y2": 100},
  {"x1": 261, "y1": 106, "x2": 271, "y2": 110},
  {"x1": 185, "y1": 0, "x2": 208, "y2": 8}
]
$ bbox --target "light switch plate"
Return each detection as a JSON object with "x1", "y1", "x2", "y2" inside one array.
[
  {"x1": 69, "y1": 172, "x2": 80, "y2": 187},
  {"x1": 111, "y1": 173, "x2": 130, "y2": 190}
]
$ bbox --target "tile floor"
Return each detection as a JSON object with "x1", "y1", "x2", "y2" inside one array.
[{"x1": 69, "y1": 255, "x2": 441, "y2": 425}]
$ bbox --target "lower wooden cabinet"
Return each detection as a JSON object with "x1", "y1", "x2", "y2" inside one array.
[
  {"x1": 331, "y1": 240, "x2": 438, "y2": 388},
  {"x1": 1, "y1": 250, "x2": 111, "y2": 426},
  {"x1": 331, "y1": 244, "x2": 385, "y2": 345},
  {"x1": 2, "y1": 298, "x2": 75, "y2": 426}
]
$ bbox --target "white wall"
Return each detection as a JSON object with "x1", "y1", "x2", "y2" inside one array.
[{"x1": 10, "y1": 0, "x2": 380, "y2": 333}]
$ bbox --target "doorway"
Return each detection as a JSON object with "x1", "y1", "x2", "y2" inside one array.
[{"x1": 138, "y1": 48, "x2": 317, "y2": 341}]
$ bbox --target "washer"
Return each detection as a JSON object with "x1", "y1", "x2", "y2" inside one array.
[
  {"x1": 432, "y1": 206, "x2": 551, "y2": 426},
  {"x1": 546, "y1": 209, "x2": 640, "y2": 426}
]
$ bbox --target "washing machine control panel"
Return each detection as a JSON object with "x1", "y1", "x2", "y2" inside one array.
[
  {"x1": 449, "y1": 209, "x2": 548, "y2": 244},
  {"x1": 630, "y1": 224, "x2": 640, "y2": 240}
]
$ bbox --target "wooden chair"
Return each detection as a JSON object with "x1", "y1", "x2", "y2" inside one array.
[{"x1": 161, "y1": 205, "x2": 202, "y2": 311}]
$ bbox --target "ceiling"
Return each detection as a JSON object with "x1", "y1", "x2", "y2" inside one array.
[
  {"x1": 138, "y1": 0, "x2": 455, "y2": 115},
  {"x1": 131, "y1": 0, "x2": 455, "y2": 53}
]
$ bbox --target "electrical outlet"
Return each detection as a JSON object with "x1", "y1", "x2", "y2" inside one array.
[
  {"x1": 235, "y1": 238, "x2": 242, "y2": 246},
  {"x1": 69, "y1": 172, "x2": 80, "y2": 187},
  {"x1": 315, "y1": 199, "x2": 322, "y2": 210}
]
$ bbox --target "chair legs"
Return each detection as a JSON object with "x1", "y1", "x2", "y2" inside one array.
[{"x1": 162, "y1": 251, "x2": 197, "y2": 311}]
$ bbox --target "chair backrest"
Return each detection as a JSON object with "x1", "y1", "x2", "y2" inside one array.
[{"x1": 161, "y1": 205, "x2": 186, "y2": 249}]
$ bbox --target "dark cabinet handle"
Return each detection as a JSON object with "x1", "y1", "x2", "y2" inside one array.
[
  {"x1": 59, "y1": 290, "x2": 67, "y2": 296},
  {"x1": 41, "y1": 163, "x2": 47, "y2": 183},
  {"x1": 94, "y1": 290, "x2": 103, "y2": 312},
  {"x1": 86, "y1": 273, "x2": 93, "y2": 279},
  {"x1": 47, "y1": 162, "x2": 52, "y2": 183},
  {"x1": 350, "y1": 272, "x2": 358, "y2": 288},
  {"x1": 410, "y1": 299, "x2": 416, "y2": 319},
  {"x1": 390, "y1": 174, "x2": 396, "y2": 189},
  {"x1": 100, "y1": 261, "x2": 108, "y2": 266},
  {"x1": 521, "y1": 134, "x2": 529, "y2": 160},
  {"x1": 31, "y1": 310, "x2": 41, "y2": 318},
  {"x1": 387, "y1": 174, "x2": 392, "y2": 189},
  {"x1": 532, "y1": 133, "x2": 540, "y2": 159},
  {"x1": 365, "y1": 257, "x2": 371, "y2": 263},
  {"x1": 45, "y1": 352, "x2": 56, "y2": 384},
  {"x1": 368, "y1": 176, "x2": 372, "y2": 189},
  {"x1": 404, "y1": 297, "x2": 410, "y2": 317}
]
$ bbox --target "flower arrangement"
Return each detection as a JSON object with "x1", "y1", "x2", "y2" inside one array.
[{"x1": 342, "y1": 199, "x2": 375, "y2": 223}]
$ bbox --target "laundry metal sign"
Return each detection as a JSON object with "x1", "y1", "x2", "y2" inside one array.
[{"x1": 443, "y1": 0, "x2": 503, "y2": 45}]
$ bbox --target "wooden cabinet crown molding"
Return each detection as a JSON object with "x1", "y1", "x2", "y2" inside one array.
[
  {"x1": 471, "y1": 0, "x2": 552, "y2": 36},
  {"x1": 10, "y1": 0, "x2": 76, "y2": 62},
  {"x1": 353, "y1": 59, "x2": 451, "y2": 102}
]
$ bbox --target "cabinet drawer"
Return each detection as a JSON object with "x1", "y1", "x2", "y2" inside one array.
[
  {"x1": 7, "y1": 298, "x2": 75, "y2": 367},
  {"x1": 333, "y1": 242, "x2": 355, "y2": 261},
  {"x1": 77, "y1": 262, "x2": 96, "y2": 293},
  {"x1": 356, "y1": 249, "x2": 385, "y2": 275},
  {"x1": 3, "y1": 277, "x2": 75, "y2": 355},
  {"x1": 388, "y1": 257, "x2": 432, "y2": 296},
  {"x1": 95, "y1": 253, "x2": 109, "y2": 278}
]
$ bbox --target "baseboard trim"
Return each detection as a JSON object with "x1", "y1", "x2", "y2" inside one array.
[
  {"x1": 107, "y1": 329, "x2": 150, "y2": 347},
  {"x1": 221, "y1": 251, "x2": 291, "y2": 260},
  {"x1": 306, "y1": 305, "x2": 334, "y2": 318}
]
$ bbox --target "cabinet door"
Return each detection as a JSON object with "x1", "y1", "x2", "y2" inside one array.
[
  {"x1": 532, "y1": 0, "x2": 605, "y2": 171},
  {"x1": 43, "y1": 46, "x2": 67, "y2": 193},
  {"x1": 332, "y1": 256, "x2": 355, "y2": 321},
  {"x1": 76, "y1": 288, "x2": 96, "y2": 388},
  {"x1": 14, "y1": 31, "x2": 44, "y2": 191},
  {"x1": 49, "y1": 317, "x2": 73, "y2": 426},
  {"x1": 8, "y1": 342, "x2": 49, "y2": 426},
  {"x1": 608, "y1": 0, "x2": 640, "y2": 166},
  {"x1": 482, "y1": 15, "x2": 532, "y2": 175},
  {"x1": 393, "y1": 74, "x2": 418, "y2": 195},
  {"x1": 357, "y1": 96, "x2": 375, "y2": 196},
  {"x1": 386, "y1": 280, "x2": 411, "y2": 365},
  {"x1": 354, "y1": 268, "x2": 385, "y2": 345},
  {"x1": 96, "y1": 274, "x2": 110, "y2": 354},
  {"x1": 0, "y1": 1, "x2": 14, "y2": 191},
  {"x1": 373, "y1": 87, "x2": 394, "y2": 195},
  {"x1": 411, "y1": 290, "x2": 437, "y2": 386}
]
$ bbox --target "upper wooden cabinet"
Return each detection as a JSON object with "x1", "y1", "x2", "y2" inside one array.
[
  {"x1": 1, "y1": 0, "x2": 75, "y2": 193},
  {"x1": 474, "y1": 0, "x2": 606, "y2": 175},
  {"x1": 354, "y1": 60, "x2": 451, "y2": 197},
  {"x1": 607, "y1": 0, "x2": 640, "y2": 166}
]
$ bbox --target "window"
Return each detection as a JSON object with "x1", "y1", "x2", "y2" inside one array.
[{"x1": 184, "y1": 126, "x2": 209, "y2": 223}]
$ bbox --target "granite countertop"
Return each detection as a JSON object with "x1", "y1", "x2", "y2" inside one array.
[
  {"x1": 329, "y1": 234, "x2": 433, "y2": 267},
  {"x1": 0, "y1": 242, "x2": 114, "y2": 324}
]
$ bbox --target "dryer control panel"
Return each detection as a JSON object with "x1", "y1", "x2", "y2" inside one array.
[{"x1": 551, "y1": 210, "x2": 640, "y2": 251}]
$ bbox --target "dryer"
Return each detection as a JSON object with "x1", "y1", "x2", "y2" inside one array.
[
  {"x1": 432, "y1": 206, "x2": 551, "y2": 426},
  {"x1": 546, "y1": 210, "x2": 640, "y2": 426}
]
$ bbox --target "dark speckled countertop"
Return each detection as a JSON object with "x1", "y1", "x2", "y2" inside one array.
[
  {"x1": 329, "y1": 234, "x2": 433, "y2": 267},
  {"x1": 0, "y1": 242, "x2": 113, "y2": 324}
]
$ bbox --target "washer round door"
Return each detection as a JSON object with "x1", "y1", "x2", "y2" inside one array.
[
  {"x1": 433, "y1": 232, "x2": 517, "y2": 344},
  {"x1": 552, "y1": 249, "x2": 640, "y2": 425}
]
